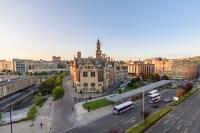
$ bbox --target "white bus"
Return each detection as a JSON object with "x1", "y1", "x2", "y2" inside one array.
[
  {"x1": 148, "y1": 90, "x2": 158, "y2": 96},
  {"x1": 148, "y1": 93, "x2": 161, "y2": 103},
  {"x1": 113, "y1": 101, "x2": 134, "y2": 114}
]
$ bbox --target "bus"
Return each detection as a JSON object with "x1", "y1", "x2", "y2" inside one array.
[
  {"x1": 148, "y1": 93, "x2": 161, "y2": 103},
  {"x1": 148, "y1": 90, "x2": 158, "y2": 96},
  {"x1": 113, "y1": 101, "x2": 134, "y2": 114}
]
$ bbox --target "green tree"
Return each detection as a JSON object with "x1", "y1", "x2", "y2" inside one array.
[
  {"x1": 27, "y1": 105, "x2": 38, "y2": 126},
  {"x1": 33, "y1": 95, "x2": 44, "y2": 106},
  {"x1": 53, "y1": 86, "x2": 65, "y2": 101},
  {"x1": 39, "y1": 76, "x2": 56, "y2": 95},
  {"x1": 151, "y1": 73, "x2": 160, "y2": 82},
  {"x1": 161, "y1": 75, "x2": 170, "y2": 80},
  {"x1": 55, "y1": 76, "x2": 62, "y2": 86}
]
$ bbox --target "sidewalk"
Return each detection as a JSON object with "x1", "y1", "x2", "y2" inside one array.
[
  {"x1": 74, "y1": 101, "x2": 113, "y2": 126},
  {"x1": 0, "y1": 97, "x2": 53, "y2": 133}
]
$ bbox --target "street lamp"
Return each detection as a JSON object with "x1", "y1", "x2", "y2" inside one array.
[
  {"x1": 9, "y1": 104, "x2": 13, "y2": 133},
  {"x1": 142, "y1": 91, "x2": 145, "y2": 121}
]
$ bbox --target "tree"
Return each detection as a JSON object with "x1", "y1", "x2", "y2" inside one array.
[
  {"x1": 33, "y1": 95, "x2": 44, "y2": 106},
  {"x1": 27, "y1": 105, "x2": 38, "y2": 126},
  {"x1": 141, "y1": 73, "x2": 148, "y2": 81},
  {"x1": 55, "y1": 76, "x2": 62, "y2": 86},
  {"x1": 127, "y1": 83, "x2": 133, "y2": 88},
  {"x1": 38, "y1": 76, "x2": 56, "y2": 95},
  {"x1": 53, "y1": 86, "x2": 65, "y2": 101},
  {"x1": 151, "y1": 73, "x2": 160, "y2": 82},
  {"x1": 183, "y1": 82, "x2": 193, "y2": 92},
  {"x1": 141, "y1": 109, "x2": 151, "y2": 126},
  {"x1": 161, "y1": 75, "x2": 170, "y2": 80}
]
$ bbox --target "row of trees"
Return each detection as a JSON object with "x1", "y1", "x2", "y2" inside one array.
[
  {"x1": 38, "y1": 72, "x2": 67, "y2": 96},
  {"x1": 141, "y1": 73, "x2": 169, "y2": 82},
  {"x1": 27, "y1": 72, "x2": 67, "y2": 126}
]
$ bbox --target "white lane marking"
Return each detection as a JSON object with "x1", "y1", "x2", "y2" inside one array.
[{"x1": 177, "y1": 125, "x2": 181, "y2": 130}]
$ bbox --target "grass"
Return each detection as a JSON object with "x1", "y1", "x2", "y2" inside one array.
[
  {"x1": 83, "y1": 98, "x2": 113, "y2": 110},
  {"x1": 122, "y1": 82, "x2": 143, "y2": 93},
  {"x1": 126, "y1": 107, "x2": 172, "y2": 133},
  {"x1": 169, "y1": 88, "x2": 199, "y2": 106}
]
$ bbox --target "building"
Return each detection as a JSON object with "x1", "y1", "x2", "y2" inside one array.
[
  {"x1": 146, "y1": 58, "x2": 198, "y2": 80},
  {"x1": 52, "y1": 56, "x2": 61, "y2": 62},
  {"x1": 171, "y1": 60, "x2": 197, "y2": 80},
  {"x1": 127, "y1": 61, "x2": 155, "y2": 76},
  {"x1": 70, "y1": 39, "x2": 127, "y2": 93},
  {"x1": 0, "y1": 76, "x2": 38, "y2": 98},
  {"x1": 114, "y1": 61, "x2": 128, "y2": 83},
  {"x1": 12, "y1": 59, "x2": 34, "y2": 74},
  {"x1": 0, "y1": 60, "x2": 12, "y2": 71}
]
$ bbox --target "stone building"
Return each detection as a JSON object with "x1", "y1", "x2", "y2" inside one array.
[
  {"x1": 0, "y1": 76, "x2": 38, "y2": 98},
  {"x1": 127, "y1": 61, "x2": 155, "y2": 76},
  {"x1": 70, "y1": 39, "x2": 127, "y2": 93}
]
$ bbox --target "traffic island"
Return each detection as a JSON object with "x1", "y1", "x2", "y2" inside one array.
[
  {"x1": 125, "y1": 107, "x2": 172, "y2": 133},
  {"x1": 83, "y1": 98, "x2": 113, "y2": 110},
  {"x1": 169, "y1": 88, "x2": 199, "y2": 106}
]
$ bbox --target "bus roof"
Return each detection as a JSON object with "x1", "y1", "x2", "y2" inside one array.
[
  {"x1": 114, "y1": 101, "x2": 133, "y2": 110},
  {"x1": 149, "y1": 90, "x2": 157, "y2": 94},
  {"x1": 149, "y1": 93, "x2": 159, "y2": 97}
]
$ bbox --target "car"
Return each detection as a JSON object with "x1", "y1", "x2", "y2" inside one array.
[
  {"x1": 163, "y1": 97, "x2": 171, "y2": 102},
  {"x1": 152, "y1": 103, "x2": 158, "y2": 108}
]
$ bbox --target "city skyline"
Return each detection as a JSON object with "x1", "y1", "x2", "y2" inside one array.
[{"x1": 1, "y1": 0, "x2": 200, "y2": 60}]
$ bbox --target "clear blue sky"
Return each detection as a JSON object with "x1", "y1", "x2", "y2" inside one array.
[{"x1": 0, "y1": 0, "x2": 200, "y2": 60}]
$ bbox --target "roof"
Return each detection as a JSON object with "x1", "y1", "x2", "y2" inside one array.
[
  {"x1": 0, "y1": 77, "x2": 33, "y2": 86},
  {"x1": 114, "y1": 101, "x2": 133, "y2": 110},
  {"x1": 108, "y1": 80, "x2": 171, "y2": 102},
  {"x1": 149, "y1": 93, "x2": 159, "y2": 97}
]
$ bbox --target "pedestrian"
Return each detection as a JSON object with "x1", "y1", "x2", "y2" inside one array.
[
  {"x1": 40, "y1": 123, "x2": 43, "y2": 128},
  {"x1": 50, "y1": 103, "x2": 51, "y2": 106},
  {"x1": 72, "y1": 106, "x2": 73, "y2": 111}
]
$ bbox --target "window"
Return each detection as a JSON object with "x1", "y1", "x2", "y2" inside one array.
[
  {"x1": 91, "y1": 83, "x2": 95, "y2": 87},
  {"x1": 83, "y1": 72, "x2": 88, "y2": 77},
  {"x1": 83, "y1": 83, "x2": 88, "y2": 87},
  {"x1": 91, "y1": 72, "x2": 95, "y2": 77}
]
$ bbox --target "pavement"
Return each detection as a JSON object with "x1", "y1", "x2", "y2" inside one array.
[
  {"x1": 65, "y1": 89, "x2": 175, "y2": 133},
  {"x1": 0, "y1": 97, "x2": 52, "y2": 133},
  {"x1": 146, "y1": 89, "x2": 200, "y2": 133}
]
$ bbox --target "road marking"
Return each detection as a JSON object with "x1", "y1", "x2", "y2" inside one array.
[
  {"x1": 184, "y1": 128, "x2": 189, "y2": 133},
  {"x1": 164, "y1": 119, "x2": 169, "y2": 124},
  {"x1": 177, "y1": 125, "x2": 181, "y2": 130}
]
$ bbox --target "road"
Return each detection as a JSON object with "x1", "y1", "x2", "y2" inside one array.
[
  {"x1": 51, "y1": 77, "x2": 77, "y2": 133},
  {"x1": 66, "y1": 89, "x2": 175, "y2": 133},
  {"x1": 146, "y1": 89, "x2": 200, "y2": 133}
]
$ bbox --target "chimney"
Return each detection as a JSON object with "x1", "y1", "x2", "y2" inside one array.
[
  {"x1": 77, "y1": 52, "x2": 81, "y2": 59},
  {"x1": 102, "y1": 54, "x2": 105, "y2": 58}
]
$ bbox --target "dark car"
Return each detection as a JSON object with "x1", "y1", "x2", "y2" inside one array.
[{"x1": 152, "y1": 103, "x2": 158, "y2": 108}]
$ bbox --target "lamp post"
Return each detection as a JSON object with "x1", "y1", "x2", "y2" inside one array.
[
  {"x1": 142, "y1": 91, "x2": 145, "y2": 121},
  {"x1": 9, "y1": 104, "x2": 13, "y2": 133}
]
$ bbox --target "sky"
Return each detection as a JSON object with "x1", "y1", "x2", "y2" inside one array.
[{"x1": 0, "y1": 0, "x2": 200, "y2": 61}]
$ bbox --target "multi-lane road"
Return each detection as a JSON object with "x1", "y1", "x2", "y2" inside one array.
[
  {"x1": 146, "y1": 89, "x2": 200, "y2": 133},
  {"x1": 66, "y1": 89, "x2": 175, "y2": 133}
]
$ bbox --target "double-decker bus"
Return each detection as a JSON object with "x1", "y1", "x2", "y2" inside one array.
[
  {"x1": 113, "y1": 101, "x2": 134, "y2": 114},
  {"x1": 148, "y1": 93, "x2": 161, "y2": 103},
  {"x1": 148, "y1": 90, "x2": 158, "y2": 96}
]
